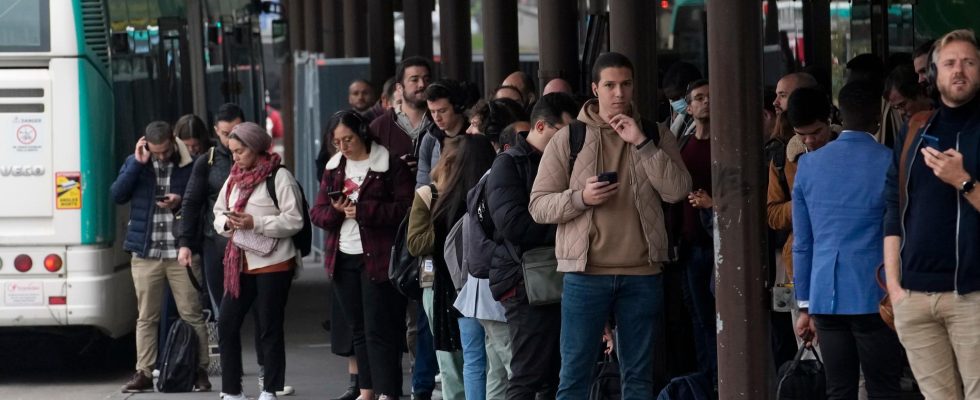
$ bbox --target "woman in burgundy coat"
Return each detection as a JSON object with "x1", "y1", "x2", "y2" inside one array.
[{"x1": 310, "y1": 111, "x2": 414, "y2": 400}]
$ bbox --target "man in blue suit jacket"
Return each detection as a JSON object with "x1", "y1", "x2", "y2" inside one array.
[{"x1": 792, "y1": 81, "x2": 905, "y2": 399}]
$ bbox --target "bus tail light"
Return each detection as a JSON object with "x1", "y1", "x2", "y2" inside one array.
[
  {"x1": 14, "y1": 254, "x2": 32, "y2": 272},
  {"x1": 49, "y1": 296, "x2": 67, "y2": 305},
  {"x1": 44, "y1": 254, "x2": 63, "y2": 272}
]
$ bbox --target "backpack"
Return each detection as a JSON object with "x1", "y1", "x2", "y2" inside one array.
[
  {"x1": 389, "y1": 184, "x2": 438, "y2": 300},
  {"x1": 588, "y1": 353, "x2": 622, "y2": 400},
  {"x1": 655, "y1": 372, "x2": 714, "y2": 400},
  {"x1": 266, "y1": 165, "x2": 314, "y2": 257},
  {"x1": 567, "y1": 119, "x2": 679, "y2": 261},
  {"x1": 156, "y1": 319, "x2": 200, "y2": 392},
  {"x1": 463, "y1": 169, "x2": 514, "y2": 280},
  {"x1": 443, "y1": 217, "x2": 467, "y2": 290},
  {"x1": 776, "y1": 346, "x2": 826, "y2": 400}
]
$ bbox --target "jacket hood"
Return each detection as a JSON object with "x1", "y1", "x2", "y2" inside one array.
[
  {"x1": 325, "y1": 142, "x2": 391, "y2": 172},
  {"x1": 578, "y1": 99, "x2": 642, "y2": 133},
  {"x1": 174, "y1": 137, "x2": 194, "y2": 167}
]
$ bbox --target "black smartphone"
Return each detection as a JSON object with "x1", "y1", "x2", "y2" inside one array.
[
  {"x1": 327, "y1": 190, "x2": 346, "y2": 201},
  {"x1": 155, "y1": 194, "x2": 168, "y2": 201},
  {"x1": 222, "y1": 211, "x2": 235, "y2": 216},
  {"x1": 921, "y1": 134, "x2": 941, "y2": 150},
  {"x1": 597, "y1": 171, "x2": 618, "y2": 184}
]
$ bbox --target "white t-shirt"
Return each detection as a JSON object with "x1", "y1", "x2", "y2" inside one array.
[{"x1": 339, "y1": 158, "x2": 370, "y2": 254}]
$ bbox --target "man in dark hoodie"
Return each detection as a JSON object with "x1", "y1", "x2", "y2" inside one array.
[{"x1": 487, "y1": 92, "x2": 578, "y2": 400}]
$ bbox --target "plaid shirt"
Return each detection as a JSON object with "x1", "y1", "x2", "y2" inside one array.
[{"x1": 147, "y1": 159, "x2": 177, "y2": 259}]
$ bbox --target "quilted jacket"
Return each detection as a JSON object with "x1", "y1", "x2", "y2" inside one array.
[{"x1": 528, "y1": 100, "x2": 692, "y2": 272}]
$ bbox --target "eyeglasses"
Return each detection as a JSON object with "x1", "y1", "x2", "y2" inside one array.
[{"x1": 332, "y1": 136, "x2": 357, "y2": 148}]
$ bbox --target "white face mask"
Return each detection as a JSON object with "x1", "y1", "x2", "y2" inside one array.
[{"x1": 671, "y1": 98, "x2": 689, "y2": 115}]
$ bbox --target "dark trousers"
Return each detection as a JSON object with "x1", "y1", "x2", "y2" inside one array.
[
  {"x1": 412, "y1": 301, "x2": 438, "y2": 394},
  {"x1": 202, "y1": 236, "x2": 227, "y2": 311},
  {"x1": 333, "y1": 252, "x2": 407, "y2": 396},
  {"x1": 219, "y1": 269, "x2": 293, "y2": 395},
  {"x1": 812, "y1": 314, "x2": 904, "y2": 400},
  {"x1": 502, "y1": 283, "x2": 561, "y2": 400},
  {"x1": 679, "y1": 245, "x2": 717, "y2": 383}
]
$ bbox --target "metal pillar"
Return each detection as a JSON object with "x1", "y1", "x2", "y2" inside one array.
[
  {"x1": 439, "y1": 0, "x2": 471, "y2": 81},
  {"x1": 538, "y1": 0, "x2": 580, "y2": 94},
  {"x1": 303, "y1": 0, "x2": 322, "y2": 53},
  {"x1": 287, "y1": 0, "x2": 305, "y2": 52},
  {"x1": 367, "y1": 0, "x2": 395, "y2": 89},
  {"x1": 765, "y1": 0, "x2": 779, "y2": 45},
  {"x1": 185, "y1": 0, "x2": 208, "y2": 120},
  {"x1": 707, "y1": 0, "x2": 770, "y2": 398},
  {"x1": 322, "y1": 0, "x2": 344, "y2": 58},
  {"x1": 403, "y1": 0, "x2": 434, "y2": 59},
  {"x1": 802, "y1": 0, "x2": 831, "y2": 89},
  {"x1": 870, "y1": 0, "x2": 890, "y2": 61},
  {"x1": 608, "y1": 0, "x2": 657, "y2": 119},
  {"x1": 343, "y1": 0, "x2": 368, "y2": 57},
  {"x1": 483, "y1": 0, "x2": 519, "y2": 92},
  {"x1": 283, "y1": 0, "x2": 303, "y2": 170}
]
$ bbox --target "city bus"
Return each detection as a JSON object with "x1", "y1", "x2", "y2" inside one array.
[{"x1": 0, "y1": 0, "x2": 134, "y2": 338}]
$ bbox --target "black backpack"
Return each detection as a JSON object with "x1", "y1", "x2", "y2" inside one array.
[
  {"x1": 157, "y1": 319, "x2": 200, "y2": 392},
  {"x1": 389, "y1": 184, "x2": 438, "y2": 300},
  {"x1": 776, "y1": 346, "x2": 826, "y2": 400},
  {"x1": 589, "y1": 353, "x2": 622, "y2": 400},
  {"x1": 266, "y1": 165, "x2": 314, "y2": 257},
  {"x1": 567, "y1": 119, "x2": 679, "y2": 262},
  {"x1": 656, "y1": 372, "x2": 715, "y2": 400}
]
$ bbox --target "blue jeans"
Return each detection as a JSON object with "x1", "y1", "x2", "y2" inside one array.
[
  {"x1": 458, "y1": 317, "x2": 488, "y2": 400},
  {"x1": 681, "y1": 245, "x2": 717, "y2": 383},
  {"x1": 557, "y1": 273, "x2": 664, "y2": 400},
  {"x1": 412, "y1": 301, "x2": 438, "y2": 394}
]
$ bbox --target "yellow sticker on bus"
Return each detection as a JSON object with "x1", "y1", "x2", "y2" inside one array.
[{"x1": 56, "y1": 172, "x2": 81, "y2": 209}]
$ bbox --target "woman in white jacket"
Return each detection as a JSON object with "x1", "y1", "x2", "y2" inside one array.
[{"x1": 212, "y1": 122, "x2": 304, "y2": 400}]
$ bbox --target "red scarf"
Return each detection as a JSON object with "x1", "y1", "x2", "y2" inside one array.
[{"x1": 223, "y1": 152, "x2": 282, "y2": 298}]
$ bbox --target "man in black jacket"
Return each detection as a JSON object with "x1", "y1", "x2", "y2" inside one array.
[{"x1": 486, "y1": 93, "x2": 577, "y2": 400}]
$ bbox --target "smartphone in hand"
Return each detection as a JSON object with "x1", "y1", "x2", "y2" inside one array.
[
  {"x1": 155, "y1": 194, "x2": 169, "y2": 202},
  {"x1": 327, "y1": 190, "x2": 346, "y2": 201},
  {"x1": 597, "y1": 171, "x2": 619, "y2": 184},
  {"x1": 922, "y1": 134, "x2": 941, "y2": 150}
]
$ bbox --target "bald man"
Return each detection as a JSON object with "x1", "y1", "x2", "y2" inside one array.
[
  {"x1": 542, "y1": 78, "x2": 573, "y2": 95},
  {"x1": 502, "y1": 70, "x2": 537, "y2": 107}
]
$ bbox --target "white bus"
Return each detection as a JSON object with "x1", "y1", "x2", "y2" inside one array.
[{"x1": 0, "y1": 0, "x2": 135, "y2": 338}]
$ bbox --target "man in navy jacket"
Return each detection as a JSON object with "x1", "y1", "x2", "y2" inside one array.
[
  {"x1": 110, "y1": 121, "x2": 210, "y2": 393},
  {"x1": 883, "y1": 29, "x2": 980, "y2": 399}
]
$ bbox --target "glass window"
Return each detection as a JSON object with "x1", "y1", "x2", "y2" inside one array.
[{"x1": 0, "y1": 0, "x2": 50, "y2": 52}]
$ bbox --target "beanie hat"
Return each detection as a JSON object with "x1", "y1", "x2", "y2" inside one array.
[{"x1": 230, "y1": 122, "x2": 271, "y2": 153}]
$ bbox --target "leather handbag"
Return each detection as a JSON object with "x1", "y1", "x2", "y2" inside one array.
[
  {"x1": 876, "y1": 264, "x2": 895, "y2": 330},
  {"x1": 232, "y1": 229, "x2": 278, "y2": 256},
  {"x1": 521, "y1": 246, "x2": 563, "y2": 305}
]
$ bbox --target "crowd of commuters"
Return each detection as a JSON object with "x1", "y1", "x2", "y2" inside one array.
[{"x1": 108, "y1": 27, "x2": 980, "y2": 400}]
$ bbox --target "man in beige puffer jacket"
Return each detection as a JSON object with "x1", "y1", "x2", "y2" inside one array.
[{"x1": 528, "y1": 52, "x2": 691, "y2": 400}]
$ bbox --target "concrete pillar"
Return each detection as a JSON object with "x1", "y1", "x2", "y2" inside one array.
[
  {"x1": 608, "y1": 0, "x2": 657, "y2": 119},
  {"x1": 343, "y1": 0, "x2": 368, "y2": 57},
  {"x1": 367, "y1": 0, "x2": 395, "y2": 89},
  {"x1": 482, "y1": 0, "x2": 519, "y2": 93},
  {"x1": 403, "y1": 0, "x2": 434, "y2": 59},
  {"x1": 321, "y1": 0, "x2": 344, "y2": 58},
  {"x1": 538, "y1": 0, "x2": 580, "y2": 94},
  {"x1": 707, "y1": 0, "x2": 771, "y2": 398},
  {"x1": 765, "y1": 0, "x2": 779, "y2": 45},
  {"x1": 439, "y1": 0, "x2": 471, "y2": 81},
  {"x1": 287, "y1": 0, "x2": 305, "y2": 51},
  {"x1": 803, "y1": 0, "x2": 831, "y2": 89}
]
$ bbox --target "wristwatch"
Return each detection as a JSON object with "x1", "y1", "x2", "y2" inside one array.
[{"x1": 960, "y1": 179, "x2": 976, "y2": 195}]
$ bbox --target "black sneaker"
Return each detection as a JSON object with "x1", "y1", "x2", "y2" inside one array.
[{"x1": 194, "y1": 368, "x2": 212, "y2": 392}]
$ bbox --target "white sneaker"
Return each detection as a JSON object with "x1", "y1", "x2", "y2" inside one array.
[
  {"x1": 221, "y1": 393, "x2": 247, "y2": 400},
  {"x1": 152, "y1": 369, "x2": 160, "y2": 378},
  {"x1": 277, "y1": 386, "x2": 294, "y2": 396},
  {"x1": 258, "y1": 391, "x2": 277, "y2": 400}
]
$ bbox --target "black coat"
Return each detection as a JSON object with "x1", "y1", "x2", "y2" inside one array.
[
  {"x1": 179, "y1": 143, "x2": 233, "y2": 250},
  {"x1": 486, "y1": 134, "x2": 557, "y2": 299}
]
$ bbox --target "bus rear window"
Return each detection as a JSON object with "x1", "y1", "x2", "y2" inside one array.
[{"x1": 0, "y1": 0, "x2": 49, "y2": 52}]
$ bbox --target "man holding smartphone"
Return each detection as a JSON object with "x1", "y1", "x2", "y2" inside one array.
[
  {"x1": 111, "y1": 121, "x2": 211, "y2": 393},
  {"x1": 884, "y1": 29, "x2": 980, "y2": 399},
  {"x1": 528, "y1": 52, "x2": 691, "y2": 399}
]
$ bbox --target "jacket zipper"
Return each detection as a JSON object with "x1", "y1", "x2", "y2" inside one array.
[{"x1": 955, "y1": 132, "x2": 962, "y2": 294}]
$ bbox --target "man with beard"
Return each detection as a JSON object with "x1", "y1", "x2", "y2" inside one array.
[
  {"x1": 348, "y1": 79, "x2": 378, "y2": 121},
  {"x1": 884, "y1": 29, "x2": 980, "y2": 399},
  {"x1": 370, "y1": 56, "x2": 434, "y2": 164}
]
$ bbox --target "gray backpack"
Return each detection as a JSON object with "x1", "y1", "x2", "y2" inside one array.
[{"x1": 444, "y1": 171, "x2": 499, "y2": 290}]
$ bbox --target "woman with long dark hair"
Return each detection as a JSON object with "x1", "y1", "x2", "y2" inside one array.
[
  {"x1": 407, "y1": 134, "x2": 497, "y2": 400},
  {"x1": 310, "y1": 111, "x2": 415, "y2": 400}
]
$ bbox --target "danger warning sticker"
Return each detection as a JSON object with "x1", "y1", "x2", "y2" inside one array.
[{"x1": 56, "y1": 172, "x2": 81, "y2": 209}]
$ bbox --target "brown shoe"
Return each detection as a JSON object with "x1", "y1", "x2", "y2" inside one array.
[
  {"x1": 194, "y1": 368, "x2": 212, "y2": 392},
  {"x1": 122, "y1": 371, "x2": 153, "y2": 393}
]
